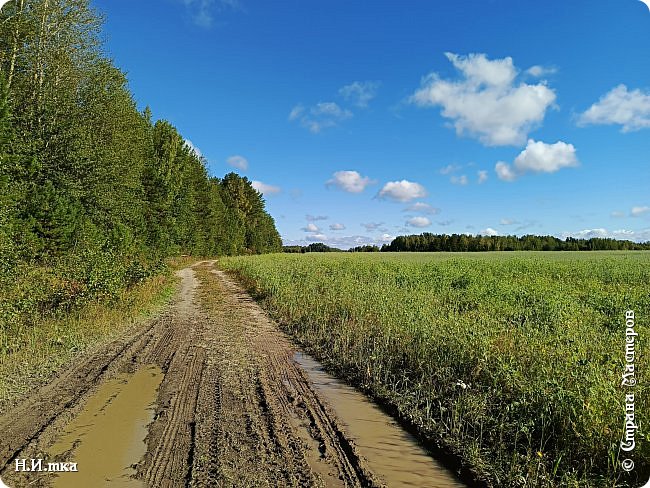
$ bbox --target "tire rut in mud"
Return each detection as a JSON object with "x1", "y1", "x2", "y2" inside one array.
[{"x1": 0, "y1": 263, "x2": 380, "y2": 487}]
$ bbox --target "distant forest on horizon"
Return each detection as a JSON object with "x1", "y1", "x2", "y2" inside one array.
[{"x1": 285, "y1": 233, "x2": 650, "y2": 253}]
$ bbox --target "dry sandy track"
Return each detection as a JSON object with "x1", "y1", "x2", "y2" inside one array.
[{"x1": 0, "y1": 262, "x2": 380, "y2": 487}]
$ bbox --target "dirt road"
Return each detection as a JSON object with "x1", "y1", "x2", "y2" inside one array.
[{"x1": 0, "y1": 262, "x2": 384, "y2": 487}]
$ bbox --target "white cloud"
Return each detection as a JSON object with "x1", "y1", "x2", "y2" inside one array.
[
  {"x1": 631, "y1": 206, "x2": 650, "y2": 217},
  {"x1": 440, "y1": 164, "x2": 461, "y2": 175},
  {"x1": 437, "y1": 220, "x2": 454, "y2": 226},
  {"x1": 329, "y1": 223, "x2": 346, "y2": 231},
  {"x1": 406, "y1": 216, "x2": 432, "y2": 228},
  {"x1": 362, "y1": 222, "x2": 385, "y2": 232},
  {"x1": 284, "y1": 233, "x2": 395, "y2": 250},
  {"x1": 306, "y1": 214, "x2": 328, "y2": 221},
  {"x1": 313, "y1": 102, "x2": 351, "y2": 118},
  {"x1": 302, "y1": 223, "x2": 320, "y2": 232},
  {"x1": 611, "y1": 211, "x2": 625, "y2": 218},
  {"x1": 288, "y1": 105, "x2": 304, "y2": 121},
  {"x1": 403, "y1": 202, "x2": 440, "y2": 215},
  {"x1": 495, "y1": 161, "x2": 517, "y2": 182},
  {"x1": 526, "y1": 65, "x2": 557, "y2": 78},
  {"x1": 450, "y1": 175, "x2": 468, "y2": 185},
  {"x1": 578, "y1": 85, "x2": 650, "y2": 132},
  {"x1": 480, "y1": 227, "x2": 499, "y2": 236},
  {"x1": 410, "y1": 52, "x2": 557, "y2": 146},
  {"x1": 181, "y1": 0, "x2": 240, "y2": 28},
  {"x1": 378, "y1": 180, "x2": 427, "y2": 202},
  {"x1": 326, "y1": 170, "x2": 375, "y2": 193},
  {"x1": 184, "y1": 139, "x2": 203, "y2": 158},
  {"x1": 495, "y1": 139, "x2": 578, "y2": 181},
  {"x1": 289, "y1": 102, "x2": 352, "y2": 133},
  {"x1": 339, "y1": 81, "x2": 380, "y2": 108},
  {"x1": 477, "y1": 170, "x2": 488, "y2": 184},
  {"x1": 251, "y1": 180, "x2": 281, "y2": 195},
  {"x1": 226, "y1": 155, "x2": 248, "y2": 170}
]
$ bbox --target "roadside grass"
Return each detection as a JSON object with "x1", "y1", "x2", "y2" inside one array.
[
  {"x1": 0, "y1": 260, "x2": 182, "y2": 414},
  {"x1": 220, "y1": 251, "x2": 649, "y2": 487}
]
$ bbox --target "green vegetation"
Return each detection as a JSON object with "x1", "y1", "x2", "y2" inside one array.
[
  {"x1": 382, "y1": 233, "x2": 650, "y2": 252},
  {"x1": 220, "y1": 251, "x2": 649, "y2": 487},
  {"x1": 0, "y1": 0, "x2": 281, "y2": 378},
  {"x1": 0, "y1": 265, "x2": 175, "y2": 413}
]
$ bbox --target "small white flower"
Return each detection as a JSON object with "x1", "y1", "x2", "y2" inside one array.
[{"x1": 454, "y1": 380, "x2": 469, "y2": 390}]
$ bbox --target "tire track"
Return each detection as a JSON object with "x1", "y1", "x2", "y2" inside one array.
[{"x1": 0, "y1": 263, "x2": 383, "y2": 487}]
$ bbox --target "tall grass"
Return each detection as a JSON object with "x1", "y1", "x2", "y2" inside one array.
[
  {"x1": 0, "y1": 262, "x2": 178, "y2": 413},
  {"x1": 220, "y1": 252, "x2": 649, "y2": 487}
]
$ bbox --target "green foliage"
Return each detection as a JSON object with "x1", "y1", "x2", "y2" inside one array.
[
  {"x1": 384, "y1": 233, "x2": 650, "y2": 252},
  {"x1": 221, "y1": 251, "x2": 650, "y2": 487},
  {"x1": 0, "y1": 0, "x2": 281, "y2": 338}
]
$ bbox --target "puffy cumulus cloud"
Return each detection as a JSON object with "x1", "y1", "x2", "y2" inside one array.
[
  {"x1": 480, "y1": 227, "x2": 499, "y2": 236},
  {"x1": 289, "y1": 102, "x2": 352, "y2": 133},
  {"x1": 450, "y1": 175, "x2": 468, "y2": 185},
  {"x1": 184, "y1": 139, "x2": 203, "y2": 158},
  {"x1": 403, "y1": 202, "x2": 440, "y2": 215},
  {"x1": 477, "y1": 170, "x2": 488, "y2": 184},
  {"x1": 526, "y1": 65, "x2": 557, "y2": 78},
  {"x1": 301, "y1": 223, "x2": 320, "y2": 232},
  {"x1": 561, "y1": 228, "x2": 650, "y2": 242},
  {"x1": 306, "y1": 233, "x2": 328, "y2": 242},
  {"x1": 378, "y1": 180, "x2": 427, "y2": 202},
  {"x1": 410, "y1": 53, "x2": 557, "y2": 146},
  {"x1": 578, "y1": 85, "x2": 650, "y2": 132},
  {"x1": 631, "y1": 206, "x2": 650, "y2": 217},
  {"x1": 306, "y1": 214, "x2": 328, "y2": 222},
  {"x1": 406, "y1": 216, "x2": 432, "y2": 228},
  {"x1": 251, "y1": 180, "x2": 281, "y2": 195},
  {"x1": 495, "y1": 139, "x2": 578, "y2": 181},
  {"x1": 329, "y1": 223, "x2": 346, "y2": 231},
  {"x1": 495, "y1": 161, "x2": 517, "y2": 182},
  {"x1": 226, "y1": 155, "x2": 248, "y2": 170},
  {"x1": 339, "y1": 81, "x2": 380, "y2": 108},
  {"x1": 326, "y1": 170, "x2": 375, "y2": 193}
]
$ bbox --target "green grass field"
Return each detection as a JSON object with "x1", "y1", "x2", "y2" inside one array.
[{"x1": 220, "y1": 251, "x2": 649, "y2": 487}]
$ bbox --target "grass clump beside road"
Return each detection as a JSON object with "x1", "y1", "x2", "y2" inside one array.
[
  {"x1": 220, "y1": 251, "x2": 649, "y2": 487},
  {"x1": 0, "y1": 258, "x2": 184, "y2": 414}
]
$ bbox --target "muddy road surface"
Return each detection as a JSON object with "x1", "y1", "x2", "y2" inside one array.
[{"x1": 0, "y1": 262, "x2": 464, "y2": 487}]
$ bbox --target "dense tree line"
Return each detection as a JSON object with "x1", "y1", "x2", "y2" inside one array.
[
  {"x1": 286, "y1": 234, "x2": 650, "y2": 254},
  {"x1": 0, "y1": 0, "x2": 281, "y2": 321},
  {"x1": 381, "y1": 233, "x2": 650, "y2": 252},
  {"x1": 283, "y1": 243, "x2": 343, "y2": 253}
]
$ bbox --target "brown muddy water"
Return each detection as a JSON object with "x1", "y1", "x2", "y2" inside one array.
[
  {"x1": 47, "y1": 365, "x2": 163, "y2": 487},
  {"x1": 294, "y1": 352, "x2": 466, "y2": 488}
]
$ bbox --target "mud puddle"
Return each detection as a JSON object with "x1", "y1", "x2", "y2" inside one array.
[
  {"x1": 294, "y1": 352, "x2": 465, "y2": 487},
  {"x1": 48, "y1": 365, "x2": 163, "y2": 487}
]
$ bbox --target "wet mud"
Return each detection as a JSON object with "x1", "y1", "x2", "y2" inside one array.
[
  {"x1": 295, "y1": 353, "x2": 465, "y2": 488},
  {"x1": 0, "y1": 262, "x2": 466, "y2": 487}
]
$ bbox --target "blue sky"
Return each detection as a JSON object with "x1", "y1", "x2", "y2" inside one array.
[{"x1": 92, "y1": 0, "x2": 650, "y2": 248}]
